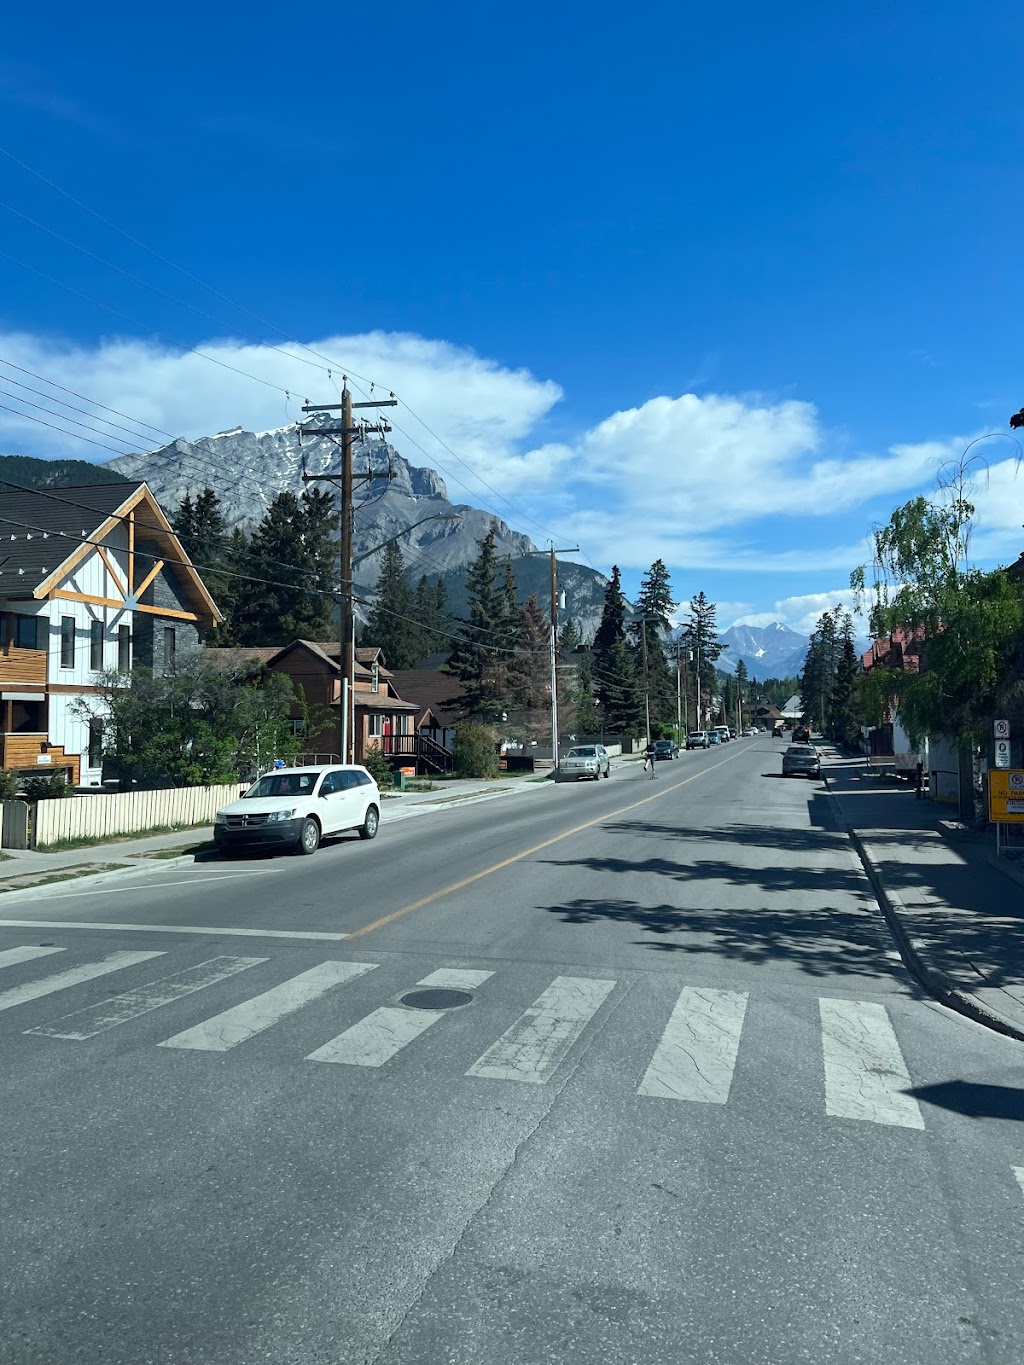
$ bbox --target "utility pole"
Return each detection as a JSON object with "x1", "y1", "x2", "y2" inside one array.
[
  {"x1": 300, "y1": 385, "x2": 396, "y2": 764},
  {"x1": 527, "y1": 545, "x2": 578, "y2": 775}
]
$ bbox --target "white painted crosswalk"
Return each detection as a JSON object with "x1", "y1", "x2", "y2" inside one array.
[{"x1": 0, "y1": 941, "x2": 934, "y2": 1130}]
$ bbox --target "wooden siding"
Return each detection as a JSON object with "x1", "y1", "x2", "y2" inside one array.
[
  {"x1": 0, "y1": 735, "x2": 80, "y2": 784},
  {"x1": 0, "y1": 647, "x2": 47, "y2": 685}
]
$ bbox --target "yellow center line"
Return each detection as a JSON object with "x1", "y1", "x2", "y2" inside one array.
[{"x1": 348, "y1": 746, "x2": 750, "y2": 940}]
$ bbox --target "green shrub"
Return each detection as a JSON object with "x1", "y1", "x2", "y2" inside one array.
[
  {"x1": 362, "y1": 744, "x2": 396, "y2": 790},
  {"x1": 454, "y1": 722, "x2": 499, "y2": 779},
  {"x1": 0, "y1": 769, "x2": 18, "y2": 801},
  {"x1": 21, "y1": 771, "x2": 73, "y2": 802}
]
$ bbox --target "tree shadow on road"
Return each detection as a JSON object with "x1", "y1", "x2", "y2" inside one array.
[{"x1": 539, "y1": 895, "x2": 898, "y2": 979}]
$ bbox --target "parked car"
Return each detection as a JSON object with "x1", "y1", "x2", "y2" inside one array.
[
  {"x1": 558, "y1": 744, "x2": 610, "y2": 781},
  {"x1": 782, "y1": 744, "x2": 821, "y2": 779},
  {"x1": 686, "y1": 731, "x2": 710, "y2": 749},
  {"x1": 653, "y1": 740, "x2": 678, "y2": 761},
  {"x1": 708, "y1": 730, "x2": 723, "y2": 744},
  {"x1": 214, "y1": 764, "x2": 380, "y2": 856},
  {"x1": 712, "y1": 726, "x2": 731, "y2": 744},
  {"x1": 742, "y1": 726, "x2": 757, "y2": 737},
  {"x1": 727, "y1": 728, "x2": 737, "y2": 739}
]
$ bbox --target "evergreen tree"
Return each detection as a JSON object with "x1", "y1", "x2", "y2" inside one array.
[
  {"x1": 735, "y1": 658, "x2": 749, "y2": 725},
  {"x1": 508, "y1": 593, "x2": 550, "y2": 733},
  {"x1": 231, "y1": 490, "x2": 334, "y2": 645},
  {"x1": 681, "y1": 592, "x2": 721, "y2": 728},
  {"x1": 593, "y1": 565, "x2": 628, "y2": 664},
  {"x1": 443, "y1": 525, "x2": 508, "y2": 721},
  {"x1": 173, "y1": 487, "x2": 232, "y2": 630},
  {"x1": 413, "y1": 574, "x2": 451, "y2": 659},
  {"x1": 574, "y1": 649, "x2": 601, "y2": 735},
  {"x1": 557, "y1": 618, "x2": 580, "y2": 658},
  {"x1": 601, "y1": 636, "x2": 644, "y2": 736},
  {"x1": 630, "y1": 559, "x2": 676, "y2": 726},
  {"x1": 832, "y1": 615, "x2": 860, "y2": 744},
  {"x1": 366, "y1": 541, "x2": 419, "y2": 669}
]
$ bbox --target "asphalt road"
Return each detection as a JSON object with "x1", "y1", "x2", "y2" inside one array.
[{"x1": 1, "y1": 737, "x2": 1022, "y2": 1364}]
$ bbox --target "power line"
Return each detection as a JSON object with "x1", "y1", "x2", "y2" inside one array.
[
  {"x1": 0, "y1": 386, "x2": 151, "y2": 453},
  {"x1": 0, "y1": 360, "x2": 174, "y2": 444},
  {"x1": 0, "y1": 403, "x2": 143, "y2": 457}
]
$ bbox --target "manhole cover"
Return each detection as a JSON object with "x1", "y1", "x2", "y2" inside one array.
[{"x1": 400, "y1": 988, "x2": 473, "y2": 1011}]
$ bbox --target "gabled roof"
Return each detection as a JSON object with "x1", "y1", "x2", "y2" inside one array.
[
  {"x1": 388, "y1": 669, "x2": 465, "y2": 727},
  {"x1": 0, "y1": 480, "x2": 221, "y2": 625},
  {"x1": 0, "y1": 481, "x2": 143, "y2": 591}
]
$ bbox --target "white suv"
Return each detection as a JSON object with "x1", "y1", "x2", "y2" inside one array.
[{"x1": 214, "y1": 765, "x2": 381, "y2": 856}]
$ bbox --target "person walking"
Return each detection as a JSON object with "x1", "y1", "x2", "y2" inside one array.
[{"x1": 643, "y1": 738, "x2": 658, "y2": 777}]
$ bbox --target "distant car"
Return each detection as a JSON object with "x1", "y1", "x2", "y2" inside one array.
[
  {"x1": 793, "y1": 724, "x2": 811, "y2": 743},
  {"x1": 686, "y1": 731, "x2": 710, "y2": 750},
  {"x1": 712, "y1": 726, "x2": 731, "y2": 744},
  {"x1": 559, "y1": 744, "x2": 610, "y2": 781},
  {"x1": 708, "y1": 730, "x2": 723, "y2": 744},
  {"x1": 782, "y1": 744, "x2": 821, "y2": 779},
  {"x1": 652, "y1": 740, "x2": 678, "y2": 760},
  {"x1": 742, "y1": 726, "x2": 757, "y2": 737},
  {"x1": 214, "y1": 764, "x2": 380, "y2": 856},
  {"x1": 727, "y1": 728, "x2": 737, "y2": 739}
]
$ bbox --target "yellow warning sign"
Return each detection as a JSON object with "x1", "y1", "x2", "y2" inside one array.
[{"x1": 988, "y1": 770, "x2": 1024, "y2": 823}]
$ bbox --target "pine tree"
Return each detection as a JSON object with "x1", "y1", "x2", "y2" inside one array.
[
  {"x1": 681, "y1": 592, "x2": 721, "y2": 727},
  {"x1": 366, "y1": 541, "x2": 419, "y2": 669},
  {"x1": 508, "y1": 593, "x2": 550, "y2": 735},
  {"x1": 557, "y1": 618, "x2": 580, "y2": 658},
  {"x1": 231, "y1": 491, "x2": 334, "y2": 645},
  {"x1": 174, "y1": 487, "x2": 231, "y2": 628},
  {"x1": 443, "y1": 525, "x2": 508, "y2": 721},
  {"x1": 602, "y1": 636, "x2": 644, "y2": 736},
  {"x1": 735, "y1": 658, "x2": 749, "y2": 726},
  {"x1": 594, "y1": 565, "x2": 628, "y2": 663},
  {"x1": 574, "y1": 649, "x2": 601, "y2": 735},
  {"x1": 630, "y1": 559, "x2": 676, "y2": 726},
  {"x1": 412, "y1": 574, "x2": 450, "y2": 660}
]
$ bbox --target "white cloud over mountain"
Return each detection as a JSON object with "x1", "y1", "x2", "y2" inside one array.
[{"x1": 0, "y1": 326, "x2": 1013, "y2": 593}]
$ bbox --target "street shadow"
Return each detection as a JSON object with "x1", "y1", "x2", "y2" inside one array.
[
  {"x1": 541, "y1": 895, "x2": 895, "y2": 978},
  {"x1": 909, "y1": 1080, "x2": 1024, "y2": 1122}
]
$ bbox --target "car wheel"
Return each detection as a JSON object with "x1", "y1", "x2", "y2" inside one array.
[
  {"x1": 602, "y1": 766, "x2": 610, "y2": 778},
  {"x1": 297, "y1": 818, "x2": 320, "y2": 855},
  {"x1": 358, "y1": 804, "x2": 380, "y2": 840}
]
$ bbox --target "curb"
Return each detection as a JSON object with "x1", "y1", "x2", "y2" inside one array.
[
  {"x1": 0, "y1": 853, "x2": 201, "y2": 901},
  {"x1": 825, "y1": 781, "x2": 1024, "y2": 1044},
  {"x1": 986, "y1": 851, "x2": 1024, "y2": 894}
]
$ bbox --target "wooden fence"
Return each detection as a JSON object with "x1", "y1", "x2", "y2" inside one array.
[{"x1": 33, "y1": 784, "x2": 245, "y2": 848}]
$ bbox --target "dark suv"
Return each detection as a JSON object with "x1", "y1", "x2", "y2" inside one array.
[{"x1": 653, "y1": 740, "x2": 678, "y2": 760}]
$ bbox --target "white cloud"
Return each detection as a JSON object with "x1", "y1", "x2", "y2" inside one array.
[
  {"x1": 0, "y1": 329, "x2": 564, "y2": 502},
  {"x1": 734, "y1": 588, "x2": 870, "y2": 637}
]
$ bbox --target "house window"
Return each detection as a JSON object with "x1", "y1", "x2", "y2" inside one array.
[
  {"x1": 371, "y1": 663, "x2": 379, "y2": 694},
  {"x1": 10, "y1": 699, "x2": 45, "y2": 733},
  {"x1": 163, "y1": 627, "x2": 176, "y2": 672},
  {"x1": 88, "y1": 719, "x2": 104, "y2": 769},
  {"x1": 368, "y1": 714, "x2": 384, "y2": 738},
  {"x1": 60, "y1": 617, "x2": 75, "y2": 668},
  {"x1": 12, "y1": 615, "x2": 45, "y2": 650},
  {"x1": 90, "y1": 620, "x2": 104, "y2": 671},
  {"x1": 288, "y1": 719, "x2": 306, "y2": 737},
  {"x1": 118, "y1": 624, "x2": 131, "y2": 672}
]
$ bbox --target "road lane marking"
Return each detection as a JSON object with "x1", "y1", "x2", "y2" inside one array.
[
  {"x1": 639, "y1": 987, "x2": 748, "y2": 1103},
  {"x1": 348, "y1": 747, "x2": 750, "y2": 940},
  {"x1": 19, "y1": 871, "x2": 282, "y2": 900},
  {"x1": 0, "y1": 945, "x2": 65, "y2": 970},
  {"x1": 0, "y1": 920, "x2": 349, "y2": 941},
  {"x1": 466, "y1": 975, "x2": 615, "y2": 1084},
  {"x1": 26, "y1": 956, "x2": 267, "y2": 1041},
  {"x1": 819, "y1": 998, "x2": 925, "y2": 1130},
  {"x1": 307, "y1": 966, "x2": 496, "y2": 1067},
  {"x1": 1013, "y1": 1168, "x2": 1024, "y2": 1199},
  {"x1": 158, "y1": 960, "x2": 377, "y2": 1052},
  {"x1": 0, "y1": 950, "x2": 164, "y2": 1014},
  {"x1": 416, "y1": 968, "x2": 494, "y2": 990}
]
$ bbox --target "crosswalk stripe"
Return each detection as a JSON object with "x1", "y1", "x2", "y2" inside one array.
[
  {"x1": 1013, "y1": 1168, "x2": 1024, "y2": 1199},
  {"x1": 0, "y1": 951, "x2": 164, "y2": 1014},
  {"x1": 638, "y1": 987, "x2": 748, "y2": 1103},
  {"x1": 819, "y1": 998, "x2": 925, "y2": 1130},
  {"x1": 0, "y1": 945, "x2": 65, "y2": 970},
  {"x1": 416, "y1": 968, "x2": 494, "y2": 990},
  {"x1": 307, "y1": 966, "x2": 496, "y2": 1067},
  {"x1": 157, "y1": 960, "x2": 378, "y2": 1052},
  {"x1": 466, "y1": 975, "x2": 615, "y2": 1084},
  {"x1": 26, "y1": 956, "x2": 267, "y2": 1041}
]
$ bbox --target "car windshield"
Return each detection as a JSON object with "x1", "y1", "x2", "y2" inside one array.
[
  {"x1": 567, "y1": 747, "x2": 597, "y2": 758},
  {"x1": 688, "y1": 732, "x2": 704, "y2": 739},
  {"x1": 245, "y1": 771, "x2": 321, "y2": 798},
  {"x1": 786, "y1": 746, "x2": 816, "y2": 756}
]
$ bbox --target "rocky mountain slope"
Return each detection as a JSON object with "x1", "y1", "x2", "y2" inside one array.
[
  {"x1": 104, "y1": 421, "x2": 609, "y2": 632},
  {"x1": 716, "y1": 622, "x2": 809, "y2": 680}
]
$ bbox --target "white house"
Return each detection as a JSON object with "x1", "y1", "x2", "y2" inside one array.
[{"x1": 0, "y1": 480, "x2": 221, "y2": 786}]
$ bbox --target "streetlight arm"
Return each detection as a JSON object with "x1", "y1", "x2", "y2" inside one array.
[{"x1": 352, "y1": 513, "x2": 458, "y2": 569}]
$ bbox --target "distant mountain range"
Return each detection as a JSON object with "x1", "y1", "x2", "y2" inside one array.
[{"x1": 716, "y1": 622, "x2": 810, "y2": 681}]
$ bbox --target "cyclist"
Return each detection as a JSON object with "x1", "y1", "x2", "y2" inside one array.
[{"x1": 642, "y1": 738, "x2": 658, "y2": 777}]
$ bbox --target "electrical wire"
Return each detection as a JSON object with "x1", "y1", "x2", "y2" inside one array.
[{"x1": 0, "y1": 386, "x2": 151, "y2": 453}]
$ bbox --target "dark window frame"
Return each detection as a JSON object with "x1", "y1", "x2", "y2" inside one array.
[
  {"x1": 90, "y1": 619, "x2": 104, "y2": 671},
  {"x1": 88, "y1": 719, "x2": 104, "y2": 768},
  {"x1": 60, "y1": 617, "x2": 75, "y2": 668},
  {"x1": 162, "y1": 627, "x2": 176, "y2": 672},
  {"x1": 117, "y1": 623, "x2": 131, "y2": 672}
]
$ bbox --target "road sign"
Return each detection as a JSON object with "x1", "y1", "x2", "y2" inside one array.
[
  {"x1": 995, "y1": 719, "x2": 1010, "y2": 739},
  {"x1": 995, "y1": 739, "x2": 1012, "y2": 769},
  {"x1": 989, "y1": 770, "x2": 1024, "y2": 822}
]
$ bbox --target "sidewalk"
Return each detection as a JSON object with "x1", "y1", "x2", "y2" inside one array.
[
  {"x1": 824, "y1": 751, "x2": 1024, "y2": 1040},
  {"x1": 0, "y1": 768, "x2": 566, "y2": 893}
]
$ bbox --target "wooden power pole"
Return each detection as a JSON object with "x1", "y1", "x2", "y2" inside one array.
[{"x1": 300, "y1": 385, "x2": 396, "y2": 763}]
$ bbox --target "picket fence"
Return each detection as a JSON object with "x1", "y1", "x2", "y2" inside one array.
[{"x1": 33, "y1": 784, "x2": 245, "y2": 848}]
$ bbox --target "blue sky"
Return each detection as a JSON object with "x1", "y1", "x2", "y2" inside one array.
[{"x1": 2, "y1": 1, "x2": 1023, "y2": 634}]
